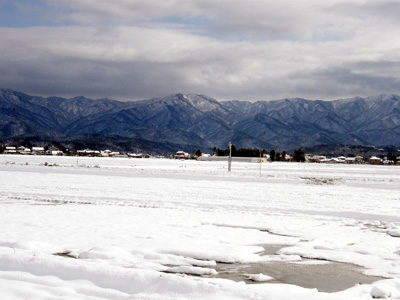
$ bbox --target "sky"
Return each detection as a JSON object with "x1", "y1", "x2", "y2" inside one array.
[{"x1": 1, "y1": 0, "x2": 400, "y2": 101}]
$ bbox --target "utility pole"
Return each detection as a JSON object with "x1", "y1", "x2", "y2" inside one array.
[{"x1": 228, "y1": 142, "x2": 232, "y2": 172}]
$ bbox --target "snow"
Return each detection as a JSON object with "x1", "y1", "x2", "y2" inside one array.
[
  {"x1": 1, "y1": 155, "x2": 400, "y2": 299},
  {"x1": 247, "y1": 273, "x2": 274, "y2": 282},
  {"x1": 164, "y1": 266, "x2": 217, "y2": 276}
]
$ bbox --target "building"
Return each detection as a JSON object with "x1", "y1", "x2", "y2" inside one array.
[
  {"x1": 175, "y1": 151, "x2": 190, "y2": 159},
  {"x1": 21, "y1": 148, "x2": 31, "y2": 155},
  {"x1": 368, "y1": 156, "x2": 382, "y2": 165},
  {"x1": 32, "y1": 147, "x2": 45, "y2": 155},
  {"x1": 101, "y1": 150, "x2": 112, "y2": 157},
  {"x1": 78, "y1": 149, "x2": 101, "y2": 156},
  {"x1": 4, "y1": 147, "x2": 17, "y2": 154}
]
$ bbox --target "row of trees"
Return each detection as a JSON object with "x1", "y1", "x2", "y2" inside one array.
[
  {"x1": 213, "y1": 146, "x2": 266, "y2": 157},
  {"x1": 212, "y1": 146, "x2": 306, "y2": 162},
  {"x1": 387, "y1": 152, "x2": 398, "y2": 164}
]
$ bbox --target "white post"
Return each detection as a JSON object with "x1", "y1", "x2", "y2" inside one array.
[
  {"x1": 228, "y1": 142, "x2": 232, "y2": 172},
  {"x1": 259, "y1": 150, "x2": 262, "y2": 177}
]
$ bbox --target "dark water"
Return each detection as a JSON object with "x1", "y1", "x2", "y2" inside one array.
[{"x1": 204, "y1": 245, "x2": 384, "y2": 292}]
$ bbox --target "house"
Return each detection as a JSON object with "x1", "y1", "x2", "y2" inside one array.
[
  {"x1": 175, "y1": 151, "x2": 190, "y2": 159},
  {"x1": 328, "y1": 158, "x2": 341, "y2": 164},
  {"x1": 51, "y1": 150, "x2": 63, "y2": 156},
  {"x1": 21, "y1": 148, "x2": 31, "y2": 155},
  {"x1": 32, "y1": 147, "x2": 45, "y2": 155},
  {"x1": 78, "y1": 149, "x2": 101, "y2": 156},
  {"x1": 345, "y1": 157, "x2": 356, "y2": 164},
  {"x1": 47, "y1": 146, "x2": 63, "y2": 156},
  {"x1": 4, "y1": 146, "x2": 17, "y2": 154},
  {"x1": 101, "y1": 150, "x2": 112, "y2": 157},
  {"x1": 368, "y1": 156, "x2": 382, "y2": 165},
  {"x1": 355, "y1": 156, "x2": 364, "y2": 163},
  {"x1": 307, "y1": 155, "x2": 326, "y2": 163}
]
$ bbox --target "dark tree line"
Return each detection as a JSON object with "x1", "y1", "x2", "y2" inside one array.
[
  {"x1": 213, "y1": 145, "x2": 307, "y2": 162},
  {"x1": 213, "y1": 145, "x2": 295, "y2": 161},
  {"x1": 213, "y1": 146, "x2": 266, "y2": 157},
  {"x1": 269, "y1": 150, "x2": 288, "y2": 162},
  {"x1": 388, "y1": 152, "x2": 398, "y2": 164},
  {"x1": 292, "y1": 149, "x2": 306, "y2": 162}
]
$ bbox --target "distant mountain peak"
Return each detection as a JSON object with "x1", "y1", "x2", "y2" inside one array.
[
  {"x1": 181, "y1": 94, "x2": 223, "y2": 112},
  {"x1": 1, "y1": 89, "x2": 400, "y2": 151}
]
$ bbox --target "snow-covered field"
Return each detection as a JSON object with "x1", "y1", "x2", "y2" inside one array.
[{"x1": 1, "y1": 155, "x2": 400, "y2": 300}]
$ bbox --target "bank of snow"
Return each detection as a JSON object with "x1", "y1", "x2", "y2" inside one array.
[{"x1": 1, "y1": 155, "x2": 400, "y2": 299}]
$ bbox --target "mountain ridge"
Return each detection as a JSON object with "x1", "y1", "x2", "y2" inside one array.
[{"x1": 1, "y1": 88, "x2": 400, "y2": 152}]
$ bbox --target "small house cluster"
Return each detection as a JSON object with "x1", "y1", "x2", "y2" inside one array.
[
  {"x1": 3, "y1": 146, "x2": 51, "y2": 155},
  {"x1": 1, "y1": 145, "x2": 155, "y2": 158},
  {"x1": 2, "y1": 145, "x2": 399, "y2": 165},
  {"x1": 306, "y1": 154, "x2": 399, "y2": 165},
  {"x1": 128, "y1": 153, "x2": 151, "y2": 158},
  {"x1": 77, "y1": 149, "x2": 122, "y2": 157},
  {"x1": 306, "y1": 155, "x2": 363, "y2": 164},
  {"x1": 77, "y1": 149, "x2": 151, "y2": 158},
  {"x1": 199, "y1": 152, "x2": 399, "y2": 165}
]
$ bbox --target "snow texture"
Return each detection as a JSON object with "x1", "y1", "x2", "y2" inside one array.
[{"x1": 1, "y1": 155, "x2": 400, "y2": 299}]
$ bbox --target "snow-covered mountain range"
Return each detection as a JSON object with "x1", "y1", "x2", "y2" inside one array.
[{"x1": 1, "y1": 88, "x2": 400, "y2": 151}]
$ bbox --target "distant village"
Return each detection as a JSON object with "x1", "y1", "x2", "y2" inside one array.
[
  {"x1": 1, "y1": 146, "x2": 150, "y2": 158},
  {"x1": 1, "y1": 144, "x2": 399, "y2": 165}
]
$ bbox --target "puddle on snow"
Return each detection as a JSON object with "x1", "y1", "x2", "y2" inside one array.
[{"x1": 202, "y1": 245, "x2": 384, "y2": 293}]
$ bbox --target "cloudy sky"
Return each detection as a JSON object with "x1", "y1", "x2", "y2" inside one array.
[{"x1": 1, "y1": 0, "x2": 400, "y2": 101}]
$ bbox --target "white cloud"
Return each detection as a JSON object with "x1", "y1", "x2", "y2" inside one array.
[
  {"x1": 43, "y1": 0, "x2": 400, "y2": 41},
  {"x1": 1, "y1": 0, "x2": 400, "y2": 100}
]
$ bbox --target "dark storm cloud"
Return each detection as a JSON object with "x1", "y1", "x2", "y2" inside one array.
[
  {"x1": 287, "y1": 65, "x2": 400, "y2": 100},
  {"x1": 1, "y1": 1, "x2": 400, "y2": 101}
]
